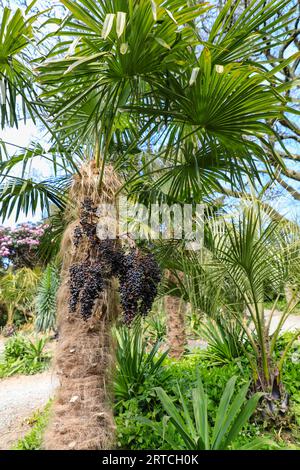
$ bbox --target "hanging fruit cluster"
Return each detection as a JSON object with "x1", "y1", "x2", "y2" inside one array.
[{"x1": 68, "y1": 198, "x2": 161, "y2": 324}]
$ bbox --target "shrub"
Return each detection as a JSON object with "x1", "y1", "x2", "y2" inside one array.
[
  {"x1": 35, "y1": 264, "x2": 59, "y2": 332},
  {"x1": 114, "y1": 321, "x2": 169, "y2": 407},
  {"x1": 0, "y1": 334, "x2": 51, "y2": 377},
  {"x1": 115, "y1": 352, "x2": 251, "y2": 449},
  {"x1": 0, "y1": 223, "x2": 48, "y2": 269}
]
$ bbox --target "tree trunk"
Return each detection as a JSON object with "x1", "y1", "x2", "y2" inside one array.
[
  {"x1": 165, "y1": 294, "x2": 186, "y2": 359},
  {"x1": 44, "y1": 279, "x2": 119, "y2": 450},
  {"x1": 6, "y1": 306, "x2": 14, "y2": 325},
  {"x1": 44, "y1": 162, "x2": 121, "y2": 450}
]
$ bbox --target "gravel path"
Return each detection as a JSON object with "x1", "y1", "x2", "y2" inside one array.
[
  {"x1": 0, "y1": 371, "x2": 59, "y2": 450},
  {"x1": 0, "y1": 337, "x2": 5, "y2": 357},
  {"x1": 266, "y1": 310, "x2": 300, "y2": 335}
]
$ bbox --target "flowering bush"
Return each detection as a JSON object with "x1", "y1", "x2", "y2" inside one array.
[{"x1": 0, "y1": 223, "x2": 48, "y2": 269}]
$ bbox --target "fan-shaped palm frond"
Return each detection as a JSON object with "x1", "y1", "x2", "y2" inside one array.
[
  {"x1": 208, "y1": 0, "x2": 294, "y2": 64},
  {"x1": 37, "y1": 0, "x2": 209, "y2": 156},
  {"x1": 0, "y1": 7, "x2": 39, "y2": 128},
  {"x1": 127, "y1": 139, "x2": 269, "y2": 203},
  {"x1": 0, "y1": 175, "x2": 70, "y2": 221},
  {"x1": 127, "y1": 48, "x2": 289, "y2": 156}
]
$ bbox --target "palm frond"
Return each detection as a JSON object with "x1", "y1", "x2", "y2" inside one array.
[
  {"x1": 0, "y1": 7, "x2": 39, "y2": 128},
  {"x1": 0, "y1": 175, "x2": 70, "y2": 222},
  {"x1": 209, "y1": 0, "x2": 295, "y2": 64}
]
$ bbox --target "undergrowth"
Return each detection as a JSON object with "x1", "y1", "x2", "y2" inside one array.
[
  {"x1": 12, "y1": 401, "x2": 52, "y2": 450},
  {"x1": 0, "y1": 335, "x2": 51, "y2": 377}
]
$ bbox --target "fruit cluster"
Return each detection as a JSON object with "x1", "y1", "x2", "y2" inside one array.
[
  {"x1": 118, "y1": 249, "x2": 161, "y2": 324},
  {"x1": 68, "y1": 199, "x2": 161, "y2": 323},
  {"x1": 79, "y1": 198, "x2": 97, "y2": 240}
]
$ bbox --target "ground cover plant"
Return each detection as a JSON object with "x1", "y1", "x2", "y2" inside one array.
[
  {"x1": 12, "y1": 401, "x2": 52, "y2": 451},
  {"x1": 114, "y1": 329, "x2": 300, "y2": 450},
  {"x1": 6, "y1": 325, "x2": 300, "y2": 451}
]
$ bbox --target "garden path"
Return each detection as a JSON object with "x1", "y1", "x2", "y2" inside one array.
[
  {"x1": 0, "y1": 370, "x2": 59, "y2": 450},
  {"x1": 262, "y1": 309, "x2": 300, "y2": 335}
]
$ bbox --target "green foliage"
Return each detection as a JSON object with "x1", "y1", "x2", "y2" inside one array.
[
  {"x1": 0, "y1": 267, "x2": 40, "y2": 325},
  {"x1": 115, "y1": 351, "x2": 250, "y2": 449},
  {"x1": 115, "y1": 333, "x2": 300, "y2": 450},
  {"x1": 176, "y1": 204, "x2": 300, "y2": 398},
  {"x1": 1, "y1": 0, "x2": 297, "y2": 222},
  {"x1": 200, "y1": 316, "x2": 246, "y2": 365},
  {"x1": 0, "y1": 6, "x2": 37, "y2": 129},
  {"x1": 114, "y1": 321, "x2": 169, "y2": 406},
  {"x1": 276, "y1": 333, "x2": 300, "y2": 403},
  {"x1": 143, "y1": 306, "x2": 166, "y2": 343},
  {"x1": 142, "y1": 375, "x2": 264, "y2": 450},
  {"x1": 0, "y1": 334, "x2": 51, "y2": 377},
  {"x1": 12, "y1": 401, "x2": 52, "y2": 450},
  {"x1": 35, "y1": 264, "x2": 60, "y2": 332}
]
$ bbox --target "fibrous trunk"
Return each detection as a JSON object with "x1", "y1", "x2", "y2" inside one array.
[
  {"x1": 165, "y1": 295, "x2": 186, "y2": 358},
  {"x1": 164, "y1": 271, "x2": 186, "y2": 358},
  {"x1": 44, "y1": 162, "x2": 161, "y2": 449},
  {"x1": 44, "y1": 162, "x2": 121, "y2": 450}
]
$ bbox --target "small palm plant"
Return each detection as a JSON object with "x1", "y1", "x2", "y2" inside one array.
[
  {"x1": 114, "y1": 320, "x2": 169, "y2": 405},
  {"x1": 179, "y1": 202, "x2": 300, "y2": 418},
  {"x1": 200, "y1": 316, "x2": 247, "y2": 366}
]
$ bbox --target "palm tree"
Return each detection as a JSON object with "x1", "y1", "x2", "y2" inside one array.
[
  {"x1": 177, "y1": 201, "x2": 300, "y2": 420},
  {"x1": 0, "y1": 0, "x2": 297, "y2": 449}
]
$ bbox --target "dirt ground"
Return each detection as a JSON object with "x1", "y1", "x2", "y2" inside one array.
[{"x1": 0, "y1": 370, "x2": 59, "y2": 450}]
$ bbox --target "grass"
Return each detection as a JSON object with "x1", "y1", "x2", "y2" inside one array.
[{"x1": 12, "y1": 400, "x2": 52, "y2": 450}]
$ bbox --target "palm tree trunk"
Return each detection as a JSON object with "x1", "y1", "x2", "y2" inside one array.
[
  {"x1": 164, "y1": 269, "x2": 186, "y2": 359},
  {"x1": 6, "y1": 306, "x2": 14, "y2": 325},
  {"x1": 44, "y1": 162, "x2": 121, "y2": 450},
  {"x1": 44, "y1": 279, "x2": 119, "y2": 449}
]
